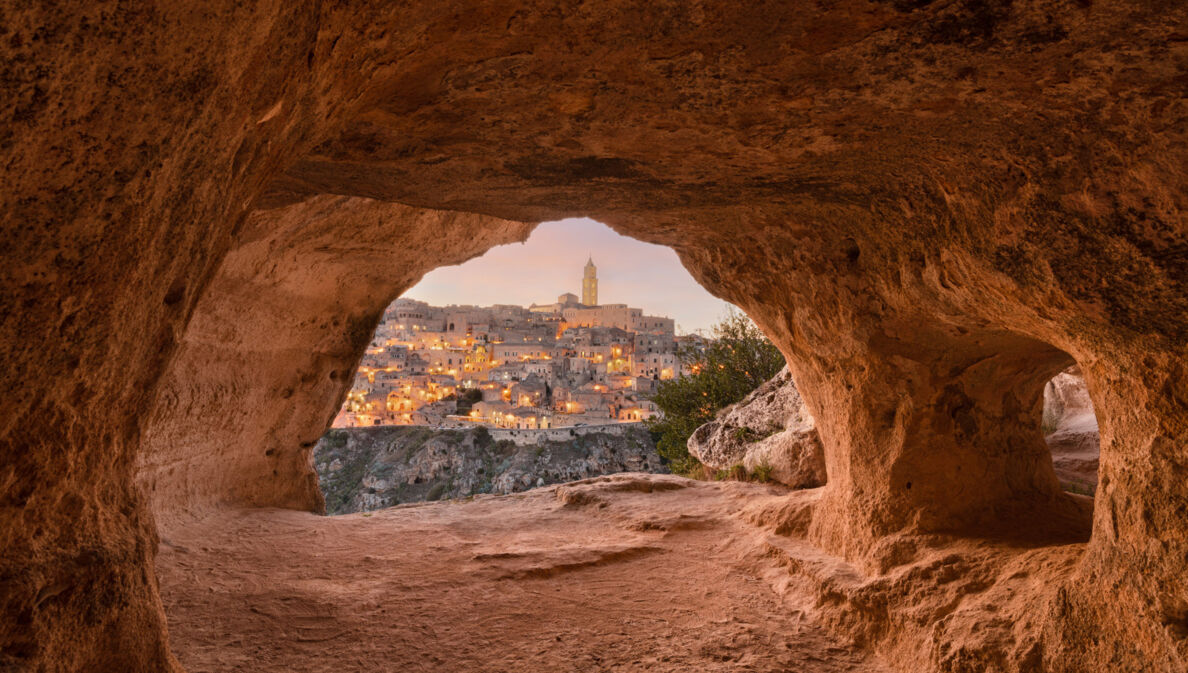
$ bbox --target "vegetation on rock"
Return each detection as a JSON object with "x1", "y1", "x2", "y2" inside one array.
[{"x1": 647, "y1": 312, "x2": 785, "y2": 475}]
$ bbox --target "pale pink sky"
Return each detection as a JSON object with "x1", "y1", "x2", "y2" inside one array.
[{"x1": 404, "y1": 218, "x2": 735, "y2": 334}]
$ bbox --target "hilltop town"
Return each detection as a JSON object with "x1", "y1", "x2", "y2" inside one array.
[{"x1": 333, "y1": 258, "x2": 704, "y2": 429}]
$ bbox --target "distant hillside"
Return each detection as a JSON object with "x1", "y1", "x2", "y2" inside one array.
[{"x1": 314, "y1": 425, "x2": 667, "y2": 514}]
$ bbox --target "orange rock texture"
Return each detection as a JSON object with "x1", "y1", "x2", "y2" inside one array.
[
  {"x1": 138, "y1": 196, "x2": 530, "y2": 523},
  {"x1": 1, "y1": 2, "x2": 1186, "y2": 672}
]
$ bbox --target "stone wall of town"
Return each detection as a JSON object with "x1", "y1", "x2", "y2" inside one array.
[{"x1": 464, "y1": 422, "x2": 643, "y2": 447}]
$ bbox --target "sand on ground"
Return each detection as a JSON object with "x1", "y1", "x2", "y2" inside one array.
[{"x1": 156, "y1": 473, "x2": 887, "y2": 673}]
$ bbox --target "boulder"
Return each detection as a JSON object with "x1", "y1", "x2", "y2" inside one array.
[{"x1": 688, "y1": 367, "x2": 826, "y2": 488}]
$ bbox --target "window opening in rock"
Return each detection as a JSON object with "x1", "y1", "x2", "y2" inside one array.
[
  {"x1": 312, "y1": 217, "x2": 739, "y2": 514},
  {"x1": 1042, "y1": 365, "x2": 1100, "y2": 497}
]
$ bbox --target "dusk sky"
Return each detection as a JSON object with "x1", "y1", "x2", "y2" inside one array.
[{"x1": 404, "y1": 218, "x2": 736, "y2": 334}]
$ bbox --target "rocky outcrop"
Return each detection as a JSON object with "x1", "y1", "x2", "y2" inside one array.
[
  {"x1": 314, "y1": 425, "x2": 665, "y2": 514},
  {"x1": 1043, "y1": 367, "x2": 1100, "y2": 494},
  {"x1": 688, "y1": 367, "x2": 826, "y2": 488},
  {"x1": 2, "y1": 3, "x2": 1187, "y2": 672}
]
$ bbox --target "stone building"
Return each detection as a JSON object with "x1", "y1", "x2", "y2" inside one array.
[
  {"x1": 335, "y1": 257, "x2": 682, "y2": 430},
  {"x1": 582, "y1": 256, "x2": 598, "y2": 306}
]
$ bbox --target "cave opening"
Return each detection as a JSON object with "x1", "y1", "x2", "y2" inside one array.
[
  {"x1": 823, "y1": 322, "x2": 1099, "y2": 552},
  {"x1": 310, "y1": 216, "x2": 743, "y2": 515},
  {"x1": 1042, "y1": 366, "x2": 1100, "y2": 498},
  {"x1": 130, "y1": 187, "x2": 1131, "y2": 673}
]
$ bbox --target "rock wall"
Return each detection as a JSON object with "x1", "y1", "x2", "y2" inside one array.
[
  {"x1": 2, "y1": 2, "x2": 1187, "y2": 672},
  {"x1": 1, "y1": 5, "x2": 354, "y2": 668},
  {"x1": 136, "y1": 196, "x2": 531, "y2": 525},
  {"x1": 315, "y1": 425, "x2": 665, "y2": 514},
  {"x1": 483, "y1": 422, "x2": 645, "y2": 447}
]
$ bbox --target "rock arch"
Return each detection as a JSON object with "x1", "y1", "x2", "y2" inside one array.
[
  {"x1": 137, "y1": 196, "x2": 534, "y2": 522},
  {"x1": 2, "y1": 2, "x2": 1186, "y2": 671}
]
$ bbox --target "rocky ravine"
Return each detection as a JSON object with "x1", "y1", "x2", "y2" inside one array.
[
  {"x1": 1042, "y1": 367, "x2": 1101, "y2": 494},
  {"x1": 314, "y1": 425, "x2": 666, "y2": 514}
]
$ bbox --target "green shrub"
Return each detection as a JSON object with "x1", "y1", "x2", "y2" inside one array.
[
  {"x1": 710, "y1": 464, "x2": 749, "y2": 481},
  {"x1": 323, "y1": 429, "x2": 349, "y2": 450},
  {"x1": 751, "y1": 463, "x2": 773, "y2": 483},
  {"x1": 1063, "y1": 481, "x2": 1095, "y2": 496},
  {"x1": 731, "y1": 426, "x2": 764, "y2": 443},
  {"x1": 647, "y1": 311, "x2": 785, "y2": 476},
  {"x1": 472, "y1": 425, "x2": 493, "y2": 448},
  {"x1": 455, "y1": 388, "x2": 483, "y2": 413}
]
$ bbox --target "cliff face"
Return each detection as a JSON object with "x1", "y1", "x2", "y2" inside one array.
[
  {"x1": 2, "y1": 2, "x2": 1187, "y2": 672},
  {"x1": 314, "y1": 426, "x2": 665, "y2": 514}
]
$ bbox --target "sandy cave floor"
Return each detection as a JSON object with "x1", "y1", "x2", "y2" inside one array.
[{"x1": 156, "y1": 473, "x2": 890, "y2": 672}]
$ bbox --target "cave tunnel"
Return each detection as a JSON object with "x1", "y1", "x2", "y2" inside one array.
[
  {"x1": 3, "y1": 2, "x2": 1187, "y2": 672},
  {"x1": 1042, "y1": 366, "x2": 1101, "y2": 498}
]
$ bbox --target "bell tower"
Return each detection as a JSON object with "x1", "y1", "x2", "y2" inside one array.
[{"x1": 582, "y1": 256, "x2": 598, "y2": 306}]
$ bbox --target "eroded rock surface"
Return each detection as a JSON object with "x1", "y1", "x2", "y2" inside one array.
[
  {"x1": 157, "y1": 475, "x2": 889, "y2": 673},
  {"x1": 315, "y1": 425, "x2": 665, "y2": 514},
  {"x1": 689, "y1": 367, "x2": 826, "y2": 488},
  {"x1": 688, "y1": 364, "x2": 1102, "y2": 497},
  {"x1": 2, "y1": 2, "x2": 1187, "y2": 672},
  {"x1": 136, "y1": 196, "x2": 532, "y2": 525}
]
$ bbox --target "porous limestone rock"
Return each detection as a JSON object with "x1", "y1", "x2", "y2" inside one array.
[
  {"x1": 136, "y1": 195, "x2": 532, "y2": 524},
  {"x1": 2, "y1": 3, "x2": 1187, "y2": 672},
  {"x1": 688, "y1": 367, "x2": 826, "y2": 488}
]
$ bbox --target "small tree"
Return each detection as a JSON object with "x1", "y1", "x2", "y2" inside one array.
[
  {"x1": 646, "y1": 311, "x2": 785, "y2": 475},
  {"x1": 455, "y1": 388, "x2": 483, "y2": 413}
]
